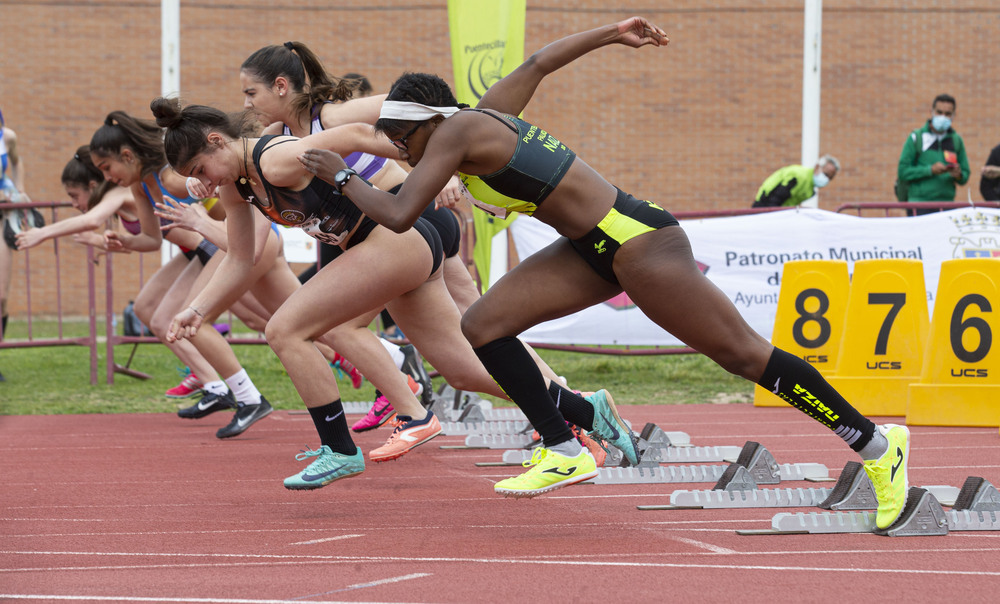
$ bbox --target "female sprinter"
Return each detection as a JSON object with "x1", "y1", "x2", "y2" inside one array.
[
  {"x1": 154, "y1": 97, "x2": 632, "y2": 491},
  {"x1": 297, "y1": 14, "x2": 912, "y2": 529}
]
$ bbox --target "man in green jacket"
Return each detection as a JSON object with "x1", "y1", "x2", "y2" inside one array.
[
  {"x1": 752, "y1": 155, "x2": 840, "y2": 208},
  {"x1": 897, "y1": 93, "x2": 969, "y2": 215}
]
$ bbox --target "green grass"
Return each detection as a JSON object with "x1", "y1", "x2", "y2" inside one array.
[{"x1": 0, "y1": 319, "x2": 753, "y2": 415}]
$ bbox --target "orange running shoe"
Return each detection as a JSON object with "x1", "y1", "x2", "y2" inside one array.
[
  {"x1": 369, "y1": 410, "x2": 442, "y2": 462},
  {"x1": 571, "y1": 425, "x2": 608, "y2": 467}
]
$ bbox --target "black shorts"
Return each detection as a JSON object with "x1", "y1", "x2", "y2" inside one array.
[
  {"x1": 387, "y1": 183, "x2": 461, "y2": 259},
  {"x1": 413, "y1": 216, "x2": 444, "y2": 277},
  {"x1": 568, "y1": 188, "x2": 679, "y2": 285}
]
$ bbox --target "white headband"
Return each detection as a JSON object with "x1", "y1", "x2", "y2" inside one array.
[{"x1": 379, "y1": 100, "x2": 461, "y2": 121}]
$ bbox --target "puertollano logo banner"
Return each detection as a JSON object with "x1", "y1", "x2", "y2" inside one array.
[
  {"x1": 448, "y1": 0, "x2": 526, "y2": 291},
  {"x1": 447, "y1": 0, "x2": 525, "y2": 104}
]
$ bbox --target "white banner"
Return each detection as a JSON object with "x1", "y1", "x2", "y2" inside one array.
[
  {"x1": 504, "y1": 207, "x2": 1000, "y2": 345},
  {"x1": 280, "y1": 226, "x2": 319, "y2": 264}
]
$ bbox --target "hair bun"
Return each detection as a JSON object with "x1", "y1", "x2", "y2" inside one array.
[{"x1": 150, "y1": 97, "x2": 183, "y2": 129}]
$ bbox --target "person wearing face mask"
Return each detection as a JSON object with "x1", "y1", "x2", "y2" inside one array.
[
  {"x1": 896, "y1": 93, "x2": 969, "y2": 216},
  {"x1": 751, "y1": 155, "x2": 840, "y2": 208}
]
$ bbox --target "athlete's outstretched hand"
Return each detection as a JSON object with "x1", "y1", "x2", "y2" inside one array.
[
  {"x1": 615, "y1": 17, "x2": 668, "y2": 48},
  {"x1": 166, "y1": 306, "x2": 204, "y2": 343},
  {"x1": 156, "y1": 197, "x2": 209, "y2": 233},
  {"x1": 104, "y1": 230, "x2": 126, "y2": 252},
  {"x1": 298, "y1": 148, "x2": 349, "y2": 186}
]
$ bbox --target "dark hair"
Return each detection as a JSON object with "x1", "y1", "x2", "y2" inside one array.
[
  {"x1": 241, "y1": 41, "x2": 355, "y2": 119},
  {"x1": 150, "y1": 97, "x2": 242, "y2": 171},
  {"x1": 342, "y1": 72, "x2": 373, "y2": 97},
  {"x1": 62, "y1": 144, "x2": 115, "y2": 210},
  {"x1": 89, "y1": 111, "x2": 166, "y2": 177},
  {"x1": 933, "y1": 93, "x2": 956, "y2": 110},
  {"x1": 374, "y1": 72, "x2": 468, "y2": 134}
]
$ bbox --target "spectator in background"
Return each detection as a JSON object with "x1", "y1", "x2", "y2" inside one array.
[
  {"x1": 0, "y1": 108, "x2": 32, "y2": 382},
  {"x1": 980, "y1": 142, "x2": 1000, "y2": 202},
  {"x1": 752, "y1": 155, "x2": 840, "y2": 208},
  {"x1": 896, "y1": 93, "x2": 969, "y2": 215},
  {"x1": 341, "y1": 72, "x2": 374, "y2": 98}
]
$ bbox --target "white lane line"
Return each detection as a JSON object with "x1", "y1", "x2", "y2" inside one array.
[
  {"x1": 297, "y1": 573, "x2": 432, "y2": 598},
  {"x1": 3, "y1": 551, "x2": 1000, "y2": 577},
  {"x1": 289, "y1": 535, "x2": 363, "y2": 546},
  {"x1": 0, "y1": 595, "x2": 417, "y2": 604},
  {"x1": 670, "y1": 536, "x2": 738, "y2": 554}
]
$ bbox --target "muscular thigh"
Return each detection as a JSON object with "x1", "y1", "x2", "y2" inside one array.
[
  {"x1": 462, "y1": 237, "x2": 621, "y2": 347},
  {"x1": 270, "y1": 226, "x2": 433, "y2": 340},
  {"x1": 615, "y1": 227, "x2": 770, "y2": 368}
]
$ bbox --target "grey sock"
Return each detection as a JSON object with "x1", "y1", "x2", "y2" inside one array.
[
  {"x1": 858, "y1": 427, "x2": 888, "y2": 461},
  {"x1": 546, "y1": 439, "x2": 584, "y2": 458}
]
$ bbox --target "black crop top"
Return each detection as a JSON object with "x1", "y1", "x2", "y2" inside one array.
[
  {"x1": 457, "y1": 109, "x2": 576, "y2": 218},
  {"x1": 234, "y1": 135, "x2": 376, "y2": 247}
]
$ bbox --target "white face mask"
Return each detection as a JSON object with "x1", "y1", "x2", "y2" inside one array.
[
  {"x1": 931, "y1": 115, "x2": 952, "y2": 133},
  {"x1": 813, "y1": 172, "x2": 830, "y2": 189}
]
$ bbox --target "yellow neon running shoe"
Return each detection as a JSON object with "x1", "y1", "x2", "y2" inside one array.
[
  {"x1": 862, "y1": 424, "x2": 910, "y2": 529},
  {"x1": 493, "y1": 447, "x2": 598, "y2": 498}
]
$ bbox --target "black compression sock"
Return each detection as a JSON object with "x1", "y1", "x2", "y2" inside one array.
[
  {"x1": 757, "y1": 347, "x2": 876, "y2": 452},
  {"x1": 548, "y1": 382, "x2": 596, "y2": 430},
  {"x1": 307, "y1": 399, "x2": 357, "y2": 455},
  {"x1": 474, "y1": 337, "x2": 574, "y2": 447}
]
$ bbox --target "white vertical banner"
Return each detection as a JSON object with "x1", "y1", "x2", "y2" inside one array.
[
  {"x1": 160, "y1": 0, "x2": 181, "y2": 266},
  {"x1": 800, "y1": 0, "x2": 822, "y2": 208}
]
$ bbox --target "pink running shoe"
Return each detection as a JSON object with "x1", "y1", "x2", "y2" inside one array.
[
  {"x1": 351, "y1": 375, "x2": 423, "y2": 432},
  {"x1": 165, "y1": 372, "x2": 202, "y2": 398},
  {"x1": 331, "y1": 353, "x2": 364, "y2": 389},
  {"x1": 351, "y1": 394, "x2": 396, "y2": 432}
]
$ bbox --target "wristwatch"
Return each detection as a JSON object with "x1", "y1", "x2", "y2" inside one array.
[{"x1": 334, "y1": 168, "x2": 358, "y2": 192}]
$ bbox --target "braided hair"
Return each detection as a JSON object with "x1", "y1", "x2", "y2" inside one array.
[{"x1": 374, "y1": 72, "x2": 468, "y2": 134}]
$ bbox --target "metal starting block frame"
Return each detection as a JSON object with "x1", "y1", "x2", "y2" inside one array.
[
  {"x1": 636, "y1": 441, "x2": 832, "y2": 506},
  {"x1": 501, "y1": 443, "x2": 739, "y2": 467},
  {"x1": 424, "y1": 385, "x2": 527, "y2": 424},
  {"x1": 591, "y1": 441, "x2": 829, "y2": 485},
  {"x1": 738, "y1": 465, "x2": 1000, "y2": 536}
]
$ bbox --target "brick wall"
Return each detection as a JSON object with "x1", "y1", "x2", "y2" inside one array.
[{"x1": 2, "y1": 0, "x2": 998, "y2": 316}]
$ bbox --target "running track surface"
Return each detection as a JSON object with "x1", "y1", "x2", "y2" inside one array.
[{"x1": 2, "y1": 403, "x2": 999, "y2": 603}]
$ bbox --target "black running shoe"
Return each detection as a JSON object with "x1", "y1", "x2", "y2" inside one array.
[
  {"x1": 216, "y1": 396, "x2": 274, "y2": 439},
  {"x1": 178, "y1": 390, "x2": 236, "y2": 419},
  {"x1": 399, "y1": 344, "x2": 433, "y2": 408}
]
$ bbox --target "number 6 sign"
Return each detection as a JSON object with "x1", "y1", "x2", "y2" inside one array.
[{"x1": 909, "y1": 259, "x2": 1000, "y2": 427}]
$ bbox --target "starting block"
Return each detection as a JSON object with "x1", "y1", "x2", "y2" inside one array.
[
  {"x1": 592, "y1": 441, "x2": 829, "y2": 486},
  {"x1": 500, "y1": 423, "x2": 727, "y2": 467},
  {"x1": 740, "y1": 466, "x2": 1000, "y2": 536},
  {"x1": 637, "y1": 441, "x2": 833, "y2": 510},
  {"x1": 429, "y1": 385, "x2": 527, "y2": 423}
]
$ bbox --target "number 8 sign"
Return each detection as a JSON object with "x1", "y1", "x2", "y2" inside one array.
[{"x1": 754, "y1": 260, "x2": 849, "y2": 408}]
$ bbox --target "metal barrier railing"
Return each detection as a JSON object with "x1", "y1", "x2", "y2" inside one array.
[
  {"x1": 835, "y1": 201, "x2": 1000, "y2": 216},
  {"x1": 0, "y1": 200, "x2": 101, "y2": 384}
]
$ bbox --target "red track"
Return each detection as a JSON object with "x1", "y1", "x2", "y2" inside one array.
[{"x1": 2, "y1": 403, "x2": 999, "y2": 603}]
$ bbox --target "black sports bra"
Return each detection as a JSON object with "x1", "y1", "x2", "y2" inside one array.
[
  {"x1": 235, "y1": 135, "x2": 375, "y2": 247},
  {"x1": 457, "y1": 109, "x2": 576, "y2": 217}
]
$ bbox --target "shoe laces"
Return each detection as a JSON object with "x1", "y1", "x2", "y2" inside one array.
[
  {"x1": 523, "y1": 447, "x2": 549, "y2": 468},
  {"x1": 294, "y1": 446, "x2": 328, "y2": 462}
]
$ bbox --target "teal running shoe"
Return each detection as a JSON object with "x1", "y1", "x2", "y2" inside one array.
[
  {"x1": 283, "y1": 445, "x2": 365, "y2": 490},
  {"x1": 585, "y1": 389, "x2": 641, "y2": 466}
]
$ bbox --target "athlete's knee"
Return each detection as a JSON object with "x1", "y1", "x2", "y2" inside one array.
[{"x1": 707, "y1": 340, "x2": 771, "y2": 381}]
